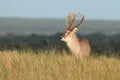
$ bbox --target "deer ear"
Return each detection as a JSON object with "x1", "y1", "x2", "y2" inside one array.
[{"x1": 73, "y1": 27, "x2": 78, "y2": 33}]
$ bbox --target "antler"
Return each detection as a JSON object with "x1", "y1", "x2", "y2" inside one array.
[
  {"x1": 66, "y1": 13, "x2": 84, "y2": 30},
  {"x1": 74, "y1": 15, "x2": 84, "y2": 27},
  {"x1": 66, "y1": 13, "x2": 76, "y2": 29}
]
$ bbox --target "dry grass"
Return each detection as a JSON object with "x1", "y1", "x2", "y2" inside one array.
[{"x1": 0, "y1": 50, "x2": 120, "y2": 80}]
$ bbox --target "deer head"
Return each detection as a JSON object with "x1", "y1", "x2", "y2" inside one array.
[{"x1": 61, "y1": 13, "x2": 84, "y2": 42}]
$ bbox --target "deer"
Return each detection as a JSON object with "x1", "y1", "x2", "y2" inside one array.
[{"x1": 60, "y1": 13, "x2": 91, "y2": 59}]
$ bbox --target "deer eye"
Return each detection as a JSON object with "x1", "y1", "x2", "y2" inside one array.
[
  {"x1": 64, "y1": 30, "x2": 71, "y2": 35},
  {"x1": 67, "y1": 32, "x2": 70, "y2": 34}
]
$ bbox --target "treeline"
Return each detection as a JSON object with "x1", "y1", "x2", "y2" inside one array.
[{"x1": 0, "y1": 32, "x2": 120, "y2": 56}]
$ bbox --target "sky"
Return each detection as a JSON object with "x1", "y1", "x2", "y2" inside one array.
[{"x1": 0, "y1": 0, "x2": 120, "y2": 20}]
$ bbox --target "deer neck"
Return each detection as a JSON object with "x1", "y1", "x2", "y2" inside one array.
[{"x1": 66, "y1": 34, "x2": 80, "y2": 53}]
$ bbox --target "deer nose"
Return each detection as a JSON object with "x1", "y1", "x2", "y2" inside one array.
[{"x1": 60, "y1": 36, "x2": 62, "y2": 39}]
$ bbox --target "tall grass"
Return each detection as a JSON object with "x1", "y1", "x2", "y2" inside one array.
[{"x1": 0, "y1": 50, "x2": 120, "y2": 80}]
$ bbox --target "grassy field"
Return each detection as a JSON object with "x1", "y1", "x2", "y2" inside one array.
[{"x1": 0, "y1": 50, "x2": 120, "y2": 80}]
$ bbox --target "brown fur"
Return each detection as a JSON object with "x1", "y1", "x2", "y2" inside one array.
[{"x1": 79, "y1": 38, "x2": 91, "y2": 58}]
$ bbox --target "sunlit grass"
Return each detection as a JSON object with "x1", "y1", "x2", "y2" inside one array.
[{"x1": 0, "y1": 50, "x2": 120, "y2": 80}]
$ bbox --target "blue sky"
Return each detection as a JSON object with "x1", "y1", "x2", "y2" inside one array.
[{"x1": 0, "y1": 0, "x2": 120, "y2": 20}]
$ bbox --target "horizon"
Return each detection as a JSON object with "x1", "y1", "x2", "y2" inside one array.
[{"x1": 0, "y1": 16, "x2": 120, "y2": 21}]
